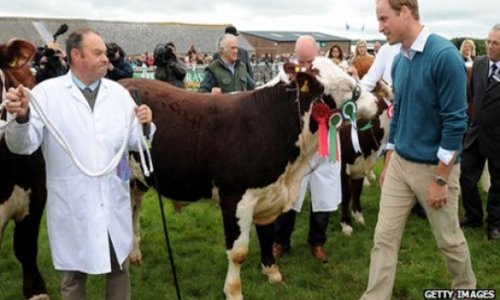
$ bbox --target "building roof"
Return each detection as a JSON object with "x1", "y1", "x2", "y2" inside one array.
[
  {"x1": 242, "y1": 31, "x2": 350, "y2": 42},
  {"x1": 0, "y1": 17, "x2": 255, "y2": 56}
]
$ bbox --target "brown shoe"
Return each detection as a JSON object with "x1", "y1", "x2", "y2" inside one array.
[
  {"x1": 272, "y1": 243, "x2": 289, "y2": 259},
  {"x1": 311, "y1": 245, "x2": 328, "y2": 263}
]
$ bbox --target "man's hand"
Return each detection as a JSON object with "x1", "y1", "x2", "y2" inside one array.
[
  {"x1": 5, "y1": 85, "x2": 29, "y2": 118},
  {"x1": 211, "y1": 87, "x2": 222, "y2": 94},
  {"x1": 427, "y1": 182, "x2": 448, "y2": 209},
  {"x1": 134, "y1": 104, "x2": 152, "y2": 125}
]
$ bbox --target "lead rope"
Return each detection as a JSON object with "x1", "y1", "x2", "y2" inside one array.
[
  {"x1": 23, "y1": 87, "x2": 153, "y2": 177},
  {"x1": 0, "y1": 70, "x2": 14, "y2": 135}
]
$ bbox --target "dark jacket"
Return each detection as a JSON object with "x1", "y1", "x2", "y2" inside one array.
[
  {"x1": 154, "y1": 59, "x2": 187, "y2": 88},
  {"x1": 463, "y1": 55, "x2": 500, "y2": 157},
  {"x1": 106, "y1": 58, "x2": 133, "y2": 81}
]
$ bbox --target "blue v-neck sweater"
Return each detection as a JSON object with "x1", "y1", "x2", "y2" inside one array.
[{"x1": 390, "y1": 34, "x2": 467, "y2": 164}]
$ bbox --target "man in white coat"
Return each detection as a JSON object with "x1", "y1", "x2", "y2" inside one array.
[
  {"x1": 273, "y1": 35, "x2": 341, "y2": 263},
  {"x1": 5, "y1": 28, "x2": 154, "y2": 300}
]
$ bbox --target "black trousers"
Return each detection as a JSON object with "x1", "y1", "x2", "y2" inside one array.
[
  {"x1": 274, "y1": 205, "x2": 330, "y2": 247},
  {"x1": 460, "y1": 140, "x2": 500, "y2": 229}
]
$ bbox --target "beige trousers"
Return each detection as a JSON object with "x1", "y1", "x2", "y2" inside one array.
[
  {"x1": 361, "y1": 153, "x2": 476, "y2": 300},
  {"x1": 60, "y1": 239, "x2": 130, "y2": 300}
]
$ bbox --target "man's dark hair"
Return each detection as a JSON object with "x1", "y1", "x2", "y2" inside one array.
[
  {"x1": 65, "y1": 28, "x2": 99, "y2": 65},
  {"x1": 225, "y1": 25, "x2": 239, "y2": 36}
]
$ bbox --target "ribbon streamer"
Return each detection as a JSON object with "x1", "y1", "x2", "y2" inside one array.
[
  {"x1": 329, "y1": 112, "x2": 343, "y2": 162},
  {"x1": 312, "y1": 102, "x2": 332, "y2": 157},
  {"x1": 342, "y1": 100, "x2": 362, "y2": 153}
]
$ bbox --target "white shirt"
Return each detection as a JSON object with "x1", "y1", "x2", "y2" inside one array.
[{"x1": 359, "y1": 43, "x2": 401, "y2": 92}]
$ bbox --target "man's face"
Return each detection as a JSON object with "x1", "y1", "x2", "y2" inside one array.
[
  {"x1": 296, "y1": 47, "x2": 316, "y2": 69},
  {"x1": 486, "y1": 30, "x2": 500, "y2": 62},
  {"x1": 72, "y1": 32, "x2": 108, "y2": 82},
  {"x1": 221, "y1": 37, "x2": 238, "y2": 64},
  {"x1": 376, "y1": 0, "x2": 404, "y2": 45}
]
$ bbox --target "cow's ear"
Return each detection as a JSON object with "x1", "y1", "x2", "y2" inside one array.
[
  {"x1": 296, "y1": 72, "x2": 324, "y2": 95},
  {"x1": 1, "y1": 39, "x2": 36, "y2": 68},
  {"x1": 283, "y1": 62, "x2": 300, "y2": 76}
]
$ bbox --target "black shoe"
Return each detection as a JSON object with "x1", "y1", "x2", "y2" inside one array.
[
  {"x1": 488, "y1": 228, "x2": 500, "y2": 240},
  {"x1": 459, "y1": 216, "x2": 483, "y2": 228}
]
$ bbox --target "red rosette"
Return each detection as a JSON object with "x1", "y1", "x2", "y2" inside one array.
[{"x1": 312, "y1": 103, "x2": 333, "y2": 157}]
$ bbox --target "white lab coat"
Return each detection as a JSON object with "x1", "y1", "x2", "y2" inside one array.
[
  {"x1": 6, "y1": 72, "x2": 150, "y2": 274},
  {"x1": 293, "y1": 154, "x2": 341, "y2": 212}
]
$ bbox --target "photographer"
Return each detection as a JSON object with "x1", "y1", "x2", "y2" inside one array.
[
  {"x1": 34, "y1": 43, "x2": 68, "y2": 84},
  {"x1": 105, "y1": 42, "x2": 133, "y2": 81},
  {"x1": 153, "y1": 42, "x2": 186, "y2": 88}
]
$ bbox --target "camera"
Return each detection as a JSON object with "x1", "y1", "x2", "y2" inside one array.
[
  {"x1": 106, "y1": 43, "x2": 119, "y2": 62},
  {"x1": 34, "y1": 46, "x2": 68, "y2": 84},
  {"x1": 153, "y1": 43, "x2": 176, "y2": 66}
]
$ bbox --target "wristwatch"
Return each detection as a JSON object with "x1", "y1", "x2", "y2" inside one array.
[{"x1": 434, "y1": 175, "x2": 448, "y2": 186}]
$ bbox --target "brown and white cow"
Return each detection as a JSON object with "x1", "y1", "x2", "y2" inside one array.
[
  {"x1": 120, "y1": 57, "x2": 378, "y2": 300},
  {"x1": 338, "y1": 81, "x2": 393, "y2": 235},
  {"x1": 0, "y1": 39, "x2": 49, "y2": 300}
]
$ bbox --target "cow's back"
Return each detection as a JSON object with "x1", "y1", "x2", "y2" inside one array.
[{"x1": 120, "y1": 79, "x2": 303, "y2": 201}]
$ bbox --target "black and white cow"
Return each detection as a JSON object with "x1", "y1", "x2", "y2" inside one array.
[{"x1": 120, "y1": 57, "x2": 378, "y2": 299}]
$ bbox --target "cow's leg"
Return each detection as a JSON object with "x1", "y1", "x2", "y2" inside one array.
[
  {"x1": 350, "y1": 178, "x2": 366, "y2": 226},
  {"x1": 219, "y1": 189, "x2": 253, "y2": 300},
  {"x1": 129, "y1": 180, "x2": 147, "y2": 265},
  {"x1": 340, "y1": 168, "x2": 354, "y2": 236},
  {"x1": 255, "y1": 223, "x2": 282, "y2": 283},
  {"x1": 14, "y1": 187, "x2": 48, "y2": 299}
]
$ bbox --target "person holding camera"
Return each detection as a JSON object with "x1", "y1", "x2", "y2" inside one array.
[
  {"x1": 105, "y1": 42, "x2": 133, "y2": 81},
  {"x1": 153, "y1": 42, "x2": 187, "y2": 88},
  {"x1": 34, "y1": 42, "x2": 69, "y2": 83}
]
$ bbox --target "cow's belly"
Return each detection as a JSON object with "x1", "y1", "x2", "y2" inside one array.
[
  {"x1": 346, "y1": 150, "x2": 379, "y2": 179},
  {"x1": 242, "y1": 157, "x2": 312, "y2": 225},
  {"x1": 0, "y1": 186, "x2": 31, "y2": 243}
]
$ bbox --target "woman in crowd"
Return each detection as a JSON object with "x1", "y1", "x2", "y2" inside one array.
[{"x1": 327, "y1": 44, "x2": 349, "y2": 72}]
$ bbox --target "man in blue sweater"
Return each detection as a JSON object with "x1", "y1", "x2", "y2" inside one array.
[{"x1": 360, "y1": 0, "x2": 476, "y2": 299}]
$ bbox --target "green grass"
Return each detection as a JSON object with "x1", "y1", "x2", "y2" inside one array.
[{"x1": 1, "y1": 165, "x2": 499, "y2": 299}]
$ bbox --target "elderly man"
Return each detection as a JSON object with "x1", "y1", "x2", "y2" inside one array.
[
  {"x1": 199, "y1": 33, "x2": 254, "y2": 93},
  {"x1": 273, "y1": 35, "x2": 341, "y2": 263},
  {"x1": 460, "y1": 24, "x2": 500, "y2": 240}
]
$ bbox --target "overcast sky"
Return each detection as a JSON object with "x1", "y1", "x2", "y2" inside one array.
[{"x1": 1, "y1": 0, "x2": 497, "y2": 40}]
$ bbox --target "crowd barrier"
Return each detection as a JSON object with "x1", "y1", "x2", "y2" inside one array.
[{"x1": 131, "y1": 62, "x2": 284, "y2": 90}]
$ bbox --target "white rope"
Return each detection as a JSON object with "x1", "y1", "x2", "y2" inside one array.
[
  {"x1": 0, "y1": 69, "x2": 14, "y2": 135},
  {"x1": 23, "y1": 87, "x2": 153, "y2": 178}
]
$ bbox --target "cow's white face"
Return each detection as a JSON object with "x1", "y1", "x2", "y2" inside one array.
[
  {"x1": 261, "y1": 57, "x2": 378, "y2": 120},
  {"x1": 311, "y1": 56, "x2": 378, "y2": 119}
]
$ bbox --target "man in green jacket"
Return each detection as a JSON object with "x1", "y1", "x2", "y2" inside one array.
[{"x1": 199, "y1": 33, "x2": 254, "y2": 93}]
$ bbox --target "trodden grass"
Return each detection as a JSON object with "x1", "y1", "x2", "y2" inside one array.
[{"x1": 1, "y1": 165, "x2": 499, "y2": 299}]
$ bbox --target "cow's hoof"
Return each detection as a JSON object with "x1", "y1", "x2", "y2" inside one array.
[
  {"x1": 341, "y1": 222, "x2": 353, "y2": 236},
  {"x1": 261, "y1": 264, "x2": 282, "y2": 283},
  {"x1": 352, "y1": 211, "x2": 365, "y2": 226},
  {"x1": 29, "y1": 294, "x2": 50, "y2": 300}
]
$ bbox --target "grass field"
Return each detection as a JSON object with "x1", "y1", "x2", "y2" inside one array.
[{"x1": 1, "y1": 165, "x2": 499, "y2": 299}]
